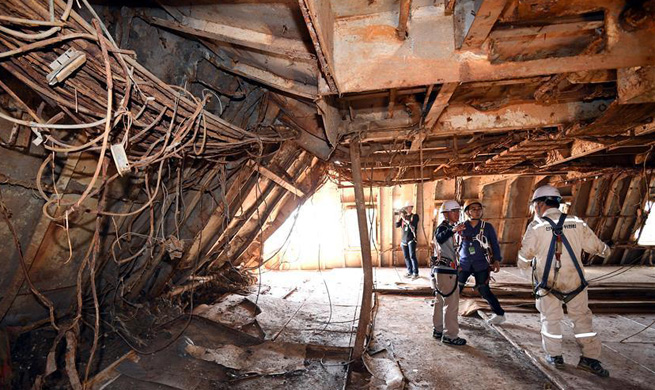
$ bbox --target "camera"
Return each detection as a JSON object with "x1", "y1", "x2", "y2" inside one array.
[{"x1": 394, "y1": 208, "x2": 408, "y2": 216}]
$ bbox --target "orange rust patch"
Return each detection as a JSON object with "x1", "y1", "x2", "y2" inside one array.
[{"x1": 357, "y1": 25, "x2": 398, "y2": 42}]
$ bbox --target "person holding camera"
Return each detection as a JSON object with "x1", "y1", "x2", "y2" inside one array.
[
  {"x1": 457, "y1": 200, "x2": 506, "y2": 325},
  {"x1": 431, "y1": 200, "x2": 467, "y2": 345},
  {"x1": 395, "y1": 203, "x2": 419, "y2": 278}
]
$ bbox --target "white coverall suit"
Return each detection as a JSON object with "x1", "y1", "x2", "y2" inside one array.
[
  {"x1": 518, "y1": 208, "x2": 609, "y2": 359},
  {"x1": 432, "y1": 221, "x2": 460, "y2": 339}
]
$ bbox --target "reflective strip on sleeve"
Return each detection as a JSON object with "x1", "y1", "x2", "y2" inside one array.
[
  {"x1": 518, "y1": 254, "x2": 532, "y2": 263},
  {"x1": 565, "y1": 216, "x2": 588, "y2": 227},
  {"x1": 574, "y1": 332, "x2": 597, "y2": 338},
  {"x1": 541, "y1": 330, "x2": 563, "y2": 339}
]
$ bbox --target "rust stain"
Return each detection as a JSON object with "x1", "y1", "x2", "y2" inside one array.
[{"x1": 355, "y1": 25, "x2": 398, "y2": 42}]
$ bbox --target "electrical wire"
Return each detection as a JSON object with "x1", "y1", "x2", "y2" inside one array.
[{"x1": 618, "y1": 318, "x2": 655, "y2": 344}]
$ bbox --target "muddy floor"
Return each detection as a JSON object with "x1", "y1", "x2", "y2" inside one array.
[
  {"x1": 31, "y1": 267, "x2": 653, "y2": 389},
  {"x1": 365, "y1": 294, "x2": 553, "y2": 389}
]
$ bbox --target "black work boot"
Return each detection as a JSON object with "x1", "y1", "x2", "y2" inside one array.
[
  {"x1": 441, "y1": 336, "x2": 467, "y2": 346},
  {"x1": 432, "y1": 329, "x2": 442, "y2": 339},
  {"x1": 577, "y1": 357, "x2": 610, "y2": 377},
  {"x1": 545, "y1": 355, "x2": 565, "y2": 369}
]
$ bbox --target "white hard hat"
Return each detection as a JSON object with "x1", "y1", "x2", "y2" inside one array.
[
  {"x1": 441, "y1": 200, "x2": 461, "y2": 213},
  {"x1": 531, "y1": 185, "x2": 561, "y2": 202},
  {"x1": 404, "y1": 201, "x2": 414, "y2": 208}
]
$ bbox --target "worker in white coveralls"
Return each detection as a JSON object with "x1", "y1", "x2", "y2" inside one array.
[
  {"x1": 430, "y1": 200, "x2": 466, "y2": 346},
  {"x1": 518, "y1": 185, "x2": 611, "y2": 377}
]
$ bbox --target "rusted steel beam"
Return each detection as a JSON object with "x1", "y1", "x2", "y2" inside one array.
[
  {"x1": 299, "y1": 0, "x2": 339, "y2": 93},
  {"x1": 533, "y1": 37, "x2": 605, "y2": 103},
  {"x1": 425, "y1": 82, "x2": 458, "y2": 130},
  {"x1": 460, "y1": 0, "x2": 507, "y2": 49},
  {"x1": 408, "y1": 132, "x2": 426, "y2": 152},
  {"x1": 543, "y1": 123, "x2": 655, "y2": 168},
  {"x1": 125, "y1": 166, "x2": 224, "y2": 299},
  {"x1": 317, "y1": 96, "x2": 342, "y2": 147},
  {"x1": 463, "y1": 76, "x2": 550, "y2": 89},
  {"x1": 218, "y1": 184, "x2": 288, "y2": 268},
  {"x1": 248, "y1": 160, "x2": 306, "y2": 197},
  {"x1": 202, "y1": 46, "x2": 318, "y2": 99},
  {"x1": 387, "y1": 89, "x2": 397, "y2": 119},
  {"x1": 435, "y1": 100, "x2": 609, "y2": 135},
  {"x1": 397, "y1": 0, "x2": 412, "y2": 40},
  {"x1": 496, "y1": 178, "x2": 514, "y2": 242},
  {"x1": 238, "y1": 157, "x2": 326, "y2": 268},
  {"x1": 361, "y1": 160, "x2": 451, "y2": 170},
  {"x1": 491, "y1": 19, "x2": 604, "y2": 40},
  {"x1": 336, "y1": 166, "x2": 579, "y2": 186},
  {"x1": 541, "y1": 139, "x2": 605, "y2": 168},
  {"x1": 210, "y1": 152, "x2": 316, "y2": 270},
  {"x1": 271, "y1": 93, "x2": 335, "y2": 160},
  {"x1": 445, "y1": 0, "x2": 457, "y2": 16},
  {"x1": 356, "y1": 100, "x2": 610, "y2": 142},
  {"x1": 176, "y1": 165, "x2": 255, "y2": 270},
  {"x1": 342, "y1": 87, "x2": 427, "y2": 101},
  {"x1": 146, "y1": 15, "x2": 315, "y2": 62}
]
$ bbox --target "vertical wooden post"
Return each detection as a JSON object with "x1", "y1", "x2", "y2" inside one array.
[
  {"x1": 380, "y1": 186, "x2": 393, "y2": 267},
  {"x1": 416, "y1": 181, "x2": 425, "y2": 264},
  {"x1": 350, "y1": 139, "x2": 373, "y2": 362}
]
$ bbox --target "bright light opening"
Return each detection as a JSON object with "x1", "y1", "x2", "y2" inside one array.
[
  {"x1": 637, "y1": 201, "x2": 655, "y2": 245},
  {"x1": 343, "y1": 208, "x2": 377, "y2": 248},
  {"x1": 263, "y1": 181, "x2": 377, "y2": 269},
  {"x1": 263, "y1": 181, "x2": 343, "y2": 269}
]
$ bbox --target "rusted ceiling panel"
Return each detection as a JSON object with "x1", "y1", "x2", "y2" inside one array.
[
  {"x1": 153, "y1": 2, "x2": 320, "y2": 99},
  {"x1": 618, "y1": 66, "x2": 655, "y2": 104},
  {"x1": 568, "y1": 101, "x2": 655, "y2": 136},
  {"x1": 434, "y1": 99, "x2": 610, "y2": 135},
  {"x1": 327, "y1": 1, "x2": 654, "y2": 92}
]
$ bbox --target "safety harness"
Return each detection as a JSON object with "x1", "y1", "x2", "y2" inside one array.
[
  {"x1": 532, "y1": 213, "x2": 588, "y2": 303},
  {"x1": 455, "y1": 221, "x2": 493, "y2": 265},
  {"x1": 401, "y1": 213, "x2": 418, "y2": 245},
  {"x1": 431, "y1": 222, "x2": 459, "y2": 297},
  {"x1": 475, "y1": 221, "x2": 493, "y2": 265}
]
